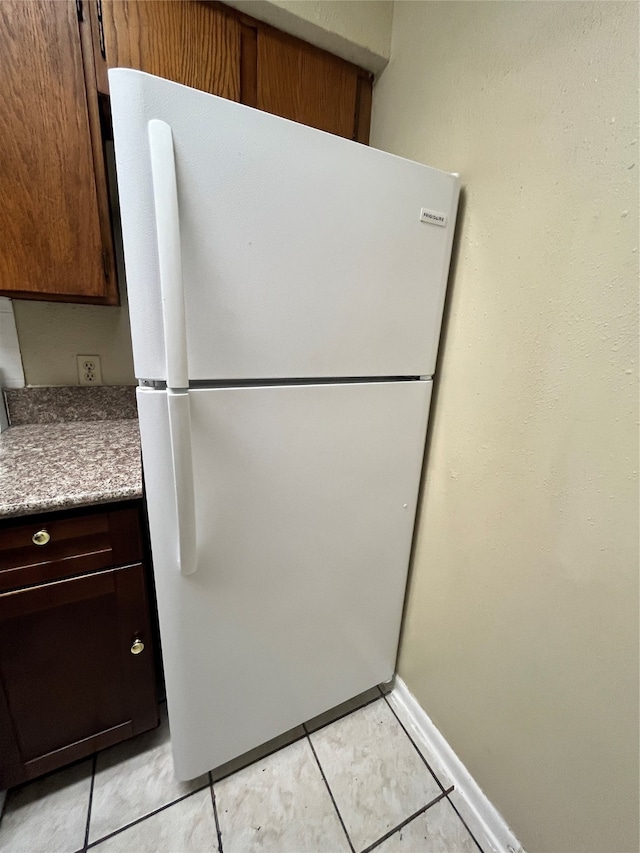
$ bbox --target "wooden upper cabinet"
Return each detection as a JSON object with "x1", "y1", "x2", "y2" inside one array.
[
  {"x1": 97, "y1": 0, "x2": 372, "y2": 143},
  {"x1": 0, "y1": 1, "x2": 117, "y2": 304},
  {"x1": 0, "y1": 1, "x2": 372, "y2": 305},
  {"x1": 100, "y1": 1, "x2": 241, "y2": 100},
  {"x1": 256, "y1": 27, "x2": 368, "y2": 142}
]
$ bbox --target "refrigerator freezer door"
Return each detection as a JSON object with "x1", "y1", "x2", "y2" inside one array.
[
  {"x1": 137, "y1": 380, "x2": 432, "y2": 780},
  {"x1": 111, "y1": 69, "x2": 459, "y2": 381}
]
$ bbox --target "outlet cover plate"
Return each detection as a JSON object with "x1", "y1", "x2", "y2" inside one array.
[{"x1": 77, "y1": 355, "x2": 103, "y2": 386}]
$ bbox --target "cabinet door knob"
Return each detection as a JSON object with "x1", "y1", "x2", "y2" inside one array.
[
  {"x1": 130, "y1": 639, "x2": 145, "y2": 655},
  {"x1": 32, "y1": 529, "x2": 50, "y2": 546}
]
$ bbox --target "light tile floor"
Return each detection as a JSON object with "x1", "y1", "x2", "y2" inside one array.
[{"x1": 0, "y1": 688, "x2": 482, "y2": 853}]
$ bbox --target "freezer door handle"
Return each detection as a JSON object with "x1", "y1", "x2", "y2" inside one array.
[
  {"x1": 167, "y1": 390, "x2": 197, "y2": 575},
  {"x1": 148, "y1": 119, "x2": 189, "y2": 390}
]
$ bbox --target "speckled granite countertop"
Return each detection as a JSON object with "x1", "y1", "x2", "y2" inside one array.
[{"x1": 0, "y1": 387, "x2": 142, "y2": 519}]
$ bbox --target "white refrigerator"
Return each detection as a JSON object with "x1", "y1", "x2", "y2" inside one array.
[{"x1": 109, "y1": 69, "x2": 460, "y2": 782}]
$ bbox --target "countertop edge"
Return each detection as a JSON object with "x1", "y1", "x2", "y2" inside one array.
[{"x1": 0, "y1": 487, "x2": 144, "y2": 521}]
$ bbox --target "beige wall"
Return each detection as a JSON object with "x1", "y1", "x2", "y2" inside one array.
[
  {"x1": 371, "y1": 3, "x2": 639, "y2": 852},
  {"x1": 13, "y1": 294, "x2": 136, "y2": 387}
]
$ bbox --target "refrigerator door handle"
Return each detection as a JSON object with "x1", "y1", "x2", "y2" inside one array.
[
  {"x1": 167, "y1": 390, "x2": 197, "y2": 576},
  {"x1": 148, "y1": 119, "x2": 189, "y2": 390}
]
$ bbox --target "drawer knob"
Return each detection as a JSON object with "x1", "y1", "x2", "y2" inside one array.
[
  {"x1": 32, "y1": 529, "x2": 50, "y2": 546},
  {"x1": 130, "y1": 639, "x2": 145, "y2": 655}
]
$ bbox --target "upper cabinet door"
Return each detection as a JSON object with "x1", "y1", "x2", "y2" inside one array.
[
  {"x1": 256, "y1": 27, "x2": 368, "y2": 141},
  {"x1": 100, "y1": 0, "x2": 241, "y2": 100},
  {"x1": 0, "y1": 1, "x2": 117, "y2": 304}
]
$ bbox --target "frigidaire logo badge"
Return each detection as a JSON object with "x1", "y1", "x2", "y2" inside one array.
[{"x1": 420, "y1": 208, "x2": 447, "y2": 227}]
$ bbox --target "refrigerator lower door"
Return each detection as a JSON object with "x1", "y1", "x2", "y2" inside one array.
[{"x1": 137, "y1": 380, "x2": 432, "y2": 781}]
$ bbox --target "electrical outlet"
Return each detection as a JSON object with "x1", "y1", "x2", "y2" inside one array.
[{"x1": 77, "y1": 355, "x2": 102, "y2": 386}]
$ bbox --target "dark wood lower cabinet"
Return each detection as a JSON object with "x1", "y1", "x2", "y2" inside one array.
[{"x1": 0, "y1": 506, "x2": 159, "y2": 789}]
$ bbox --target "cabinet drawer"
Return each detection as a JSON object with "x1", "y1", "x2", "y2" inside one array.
[{"x1": 0, "y1": 505, "x2": 143, "y2": 591}]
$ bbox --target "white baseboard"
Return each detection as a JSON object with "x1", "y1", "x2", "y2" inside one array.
[{"x1": 388, "y1": 677, "x2": 525, "y2": 853}]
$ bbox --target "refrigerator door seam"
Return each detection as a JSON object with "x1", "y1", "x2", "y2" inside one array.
[
  {"x1": 137, "y1": 377, "x2": 433, "y2": 389},
  {"x1": 183, "y1": 376, "x2": 429, "y2": 389}
]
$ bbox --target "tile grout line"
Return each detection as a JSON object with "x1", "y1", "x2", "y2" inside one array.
[
  {"x1": 82, "y1": 754, "x2": 97, "y2": 851},
  {"x1": 304, "y1": 725, "x2": 356, "y2": 853},
  {"x1": 445, "y1": 793, "x2": 485, "y2": 853},
  {"x1": 381, "y1": 691, "x2": 446, "y2": 793},
  {"x1": 209, "y1": 772, "x2": 224, "y2": 853},
  {"x1": 381, "y1": 691, "x2": 485, "y2": 853},
  {"x1": 360, "y1": 786, "x2": 454, "y2": 853},
  {"x1": 84, "y1": 781, "x2": 211, "y2": 849}
]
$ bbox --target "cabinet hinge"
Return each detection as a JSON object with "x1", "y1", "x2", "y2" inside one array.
[
  {"x1": 101, "y1": 249, "x2": 110, "y2": 282},
  {"x1": 96, "y1": 0, "x2": 106, "y2": 59},
  {"x1": 76, "y1": 0, "x2": 83, "y2": 21}
]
